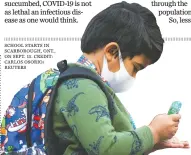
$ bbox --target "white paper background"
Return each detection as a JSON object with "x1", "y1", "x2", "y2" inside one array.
[{"x1": 1, "y1": 0, "x2": 191, "y2": 154}]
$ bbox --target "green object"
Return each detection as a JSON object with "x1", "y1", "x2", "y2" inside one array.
[
  {"x1": 53, "y1": 64, "x2": 154, "y2": 155},
  {"x1": 168, "y1": 101, "x2": 182, "y2": 115},
  {"x1": 7, "y1": 146, "x2": 14, "y2": 152}
]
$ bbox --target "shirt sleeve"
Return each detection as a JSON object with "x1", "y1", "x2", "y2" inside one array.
[{"x1": 58, "y1": 78, "x2": 154, "y2": 155}]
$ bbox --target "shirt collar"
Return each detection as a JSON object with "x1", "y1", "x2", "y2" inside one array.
[
  {"x1": 77, "y1": 55, "x2": 96, "y2": 70},
  {"x1": 77, "y1": 55, "x2": 110, "y2": 86}
]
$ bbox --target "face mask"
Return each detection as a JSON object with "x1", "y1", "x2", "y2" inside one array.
[{"x1": 101, "y1": 52, "x2": 135, "y2": 93}]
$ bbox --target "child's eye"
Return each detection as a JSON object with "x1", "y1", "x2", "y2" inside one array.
[{"x1": 133, "y1": 64, "x2": 139, "y2": 72}]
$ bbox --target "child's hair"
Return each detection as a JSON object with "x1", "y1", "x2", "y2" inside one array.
[{"x1": 81, "y1": 1, "x2": 164, "y2": 63}]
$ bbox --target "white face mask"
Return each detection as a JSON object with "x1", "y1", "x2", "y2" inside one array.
[{"x1": 101, "y1": 52, "x2": 135, "y2": 93}]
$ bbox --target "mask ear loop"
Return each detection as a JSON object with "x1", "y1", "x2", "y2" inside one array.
[
  {"x1": 118, "y1": 50, "x2": 123, "y2": 62},
  {"x1": 110, "y1": 47, "x2": 123, "y2": 61},
  {"x1": 112, "y1": 48, "x2": 121, "y2": 59}
]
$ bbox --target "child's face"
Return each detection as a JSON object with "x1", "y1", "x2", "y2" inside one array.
[
  {"x1": 103, "y1": 43, "x2": 151, "y2": 78},
  {"x1": 123, "y1": 54, "x2": 151, "y2": 78}
]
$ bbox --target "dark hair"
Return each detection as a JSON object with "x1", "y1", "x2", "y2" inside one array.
[{"x1": 81, "y1": 1, "x2": 164, "y2": 63}]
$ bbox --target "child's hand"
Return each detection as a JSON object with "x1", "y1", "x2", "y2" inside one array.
[
  {"x1": 145, "y1": 137, "x2": 189, "y2": 155},
  {"x1": 154, "y1": 136, "x2": 190, "y2": 150}
]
